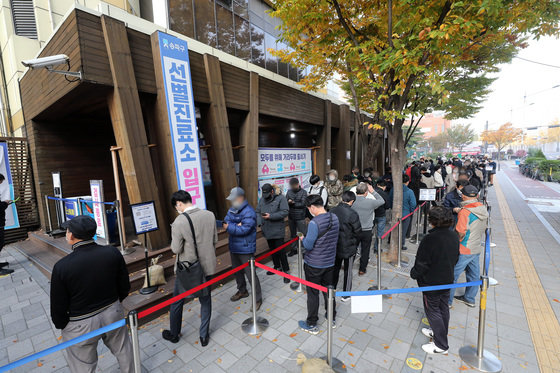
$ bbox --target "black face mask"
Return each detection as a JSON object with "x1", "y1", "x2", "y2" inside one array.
[
  {"x1": 264, "y1": 192, "x2": 273, "y2": 200},
  {"x1": 291, "y1": 187, "x2": 300, "y2": 192}
]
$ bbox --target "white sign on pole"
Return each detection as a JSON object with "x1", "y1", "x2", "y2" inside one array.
[
  {"x1": 131, "y1": 201, "x2": 159, "y2": 235},
  {"x1": 351, "y1": 295, "x2": 383, "y2": 313},
  {"x1": 90, "y1": 180, "x2": 108, "y2": 243},
  {"x1": 419, "y1": 188, "x2": 437, "y2": 201}
]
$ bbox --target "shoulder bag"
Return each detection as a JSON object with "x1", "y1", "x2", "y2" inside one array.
[{"x1": 175, "y1": 212, "x2": 209, "y2": 299}]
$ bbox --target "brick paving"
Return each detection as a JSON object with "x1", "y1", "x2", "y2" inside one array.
[{"x1": 1, "y1": 168, "x2": 559, "y2": 372}]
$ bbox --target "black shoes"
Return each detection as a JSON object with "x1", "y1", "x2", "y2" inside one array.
[
  {"x1": 0, "y1": 261, "x2": 8, "y2": 268},
  {"x1": 0, "y1": 268, "x2": 14, "y2": 275},
  {"x1": 454, "y1": 295, "x2": 476, "y2": 308},
  {"x1": 283, "y1": 276, "x2": 290, "y2": 284},
  {"x1": 200, "y1": 336, "x2": 210, "y2": 347},
  {"x1": 230, "y1": 291, "x2": 249, "y2": 302},
  {"x1": 266, "y1": 269, "x2": 277, "y2": 275},
  {"x1": 287, "y1": 250, "x2": 298, "y2": 257},
  {"x1": 162, "y1": 330, "x2": 179, "y2": 343},
  {"x1": 401, "y1": 246, "x2": 408, "y2": 251},
  {"x1": 250, "y1": 300, "x2": 263, "y2": 312}
]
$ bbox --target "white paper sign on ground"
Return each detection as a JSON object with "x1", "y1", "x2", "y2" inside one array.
[{"x1": 351, "y1": 295, "x2": 383, "y2": 313}]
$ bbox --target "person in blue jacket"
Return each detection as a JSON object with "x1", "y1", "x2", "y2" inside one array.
[
  {"x1": 389, "y1": 174, "x2": 417, "y2": 250},
  {"x1": 223, "y1": 187, "x2": 262, "y2": 311}
]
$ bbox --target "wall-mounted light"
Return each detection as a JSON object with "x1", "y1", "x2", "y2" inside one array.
[
  {"x1": 22, "y1": 54, "x2": 82, "y2": 82},
  {"x1": 290, "y1": 133, "x2": 295, "y2": 139}
]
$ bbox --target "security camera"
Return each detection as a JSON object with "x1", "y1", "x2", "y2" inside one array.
[{"x1": 22, "y1": 54, "x2": 69, "y2": 69}]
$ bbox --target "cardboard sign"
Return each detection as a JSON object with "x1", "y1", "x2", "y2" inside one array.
[
  {"x1": 351, "y1": 295, "x2": 383, "y2": 313},
  {"x1": 131, "y1": 201, "x2": 159, "y2": 235},
  {"x1": 419, "y1": 188, "x2": 437, "y2": 201}
]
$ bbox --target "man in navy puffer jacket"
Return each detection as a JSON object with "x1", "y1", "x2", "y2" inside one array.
[{"x1": 223, "y1": 187, "x2": 262, "y2": 309}]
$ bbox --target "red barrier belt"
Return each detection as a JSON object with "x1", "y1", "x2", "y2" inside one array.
[
  {"x1": 254, "y1": 262, "x2": 328, "y2": 293},
  {"x1": 255, "y1": 237, "x2": 298, "y2": 262},
  {"x1": 138, "y1": 237, "x2": 299, "y2": 319},
  {"x1": 380, "y1": 201, "x2": 428, "y2": 240}
]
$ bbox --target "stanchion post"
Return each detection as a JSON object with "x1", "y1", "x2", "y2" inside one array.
[
  {"x1": 139, "y1": 247, "x2": 157, "y2": 295},
  {"x1": 290, "y1": 233, "x2": 304, "y2": 292},
  {"x1": 416, "y1": 206, "x2": 421, "y2": 242},
  {"x1": 242, "y1": 257, "x2": 269, "y2": 335},
  {"x1": 377, "y1": 236, "x2": 382, "y2": 291},
  {"x1": 127, "y1": 310, "x2": 142, "y2": 373},
  {"x1": 45, "y1": 195, "x2": 53, "y2": 233},
  {"x1": 397, "y1": 218, "x2": 402, "y2": 267},
  {"x1": 327, "y1": 286, "x2": 334, "y2": 366},
  {"x1": 423, "y1": 203, "x2": 428, "y2": 235},
  {"x1": 459, "y1": 276, "x2": 502, "y2": 372},
  {"x1": 77, "y1": 197, "x2": 83, "y2": 216}
]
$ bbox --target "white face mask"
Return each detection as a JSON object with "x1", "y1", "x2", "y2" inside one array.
[
  {"x1": 328, "y1": 175, "x2": 336, "y2": 181},
  {"x1": 364, "y1": 173, "x2": 370, "y2": 177}
]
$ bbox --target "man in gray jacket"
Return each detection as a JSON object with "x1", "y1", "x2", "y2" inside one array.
[
  {"x1": 162, "y1": 190, "x2": 217, "y2": 347},
  {"x1": 256, "y1": 183, "x2": 290, "y2": 283},
  {"x1": 352, "y1": 183, "x2": 385, "y2": 275}
]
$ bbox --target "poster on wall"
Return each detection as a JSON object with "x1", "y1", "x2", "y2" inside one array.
[
  {"x1": 0, "y1": 143, "x2": 19, "y2": 229},
  {"x1": 258, "y1": 148, "x2": 313, "y2": 196},
  {"x1": 157, "y1": 31, "x2": 206, "y2": 209},
  {"x1": 90, "y1": 180, "x2": 108, "y2": 243}
]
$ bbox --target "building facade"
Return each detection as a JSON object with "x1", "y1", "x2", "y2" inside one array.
[{"x1": 405, "y1": 113, "x2": 452, "y2": 139}]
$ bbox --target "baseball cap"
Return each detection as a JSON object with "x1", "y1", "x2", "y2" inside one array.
[
  {"x1": 226, "y1": 186, "x2": 245, "y2": 201},
  {"x1": 61, "y1": 215, "x2": 97, "y2": 240},
  {"x1": 261, "y1": 183, "x2": 273, "y2": 194},
  {"x1": 462, "y1": 185, "x2": 479, "y2": 197}
]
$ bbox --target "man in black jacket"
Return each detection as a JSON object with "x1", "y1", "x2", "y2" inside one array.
[
  {"x1": 373, "y1": 180, "x2": 390, "y2": 253},
  {"x1": 411, "y1": 206, "x2": 459, "y2": 355},
  {"x1": 443, "y1": 179, "x2": 469, "y2": 227},
  {"x1": 286, "y1": 178, "x2": 308, "y2": 257},
  {"x1": 330, "y1": 191, "x2": 362, "y2": 302},
  {"x1": 50, "y1": 215, "x2": 133, "y2": 373}
]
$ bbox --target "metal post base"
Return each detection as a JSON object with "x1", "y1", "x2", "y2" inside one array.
[
  {"x1": 320, "y1": 356, "x2": 347, "y2": 373},
  {"x1": 409, "y1": 237, "x2": 421, "y2": 244},
  {"x1": 241, "y1": 317, "x2": 269, "y2": 335},
  {"x1": 290, "y1": 282, "x2": 303, "y2": 292},
  {"x1": 120, "y1": 247, "x2": 136, "y2": 256},
  {"x1": 459, "y1": 346, "x2": 502, "y2": 373},
  {"x1": 489, "y1": 277, "x2": 499, "y2": 286},
  {"x1": 139, "y1": 286, "x2": 158, "y2": 295}
]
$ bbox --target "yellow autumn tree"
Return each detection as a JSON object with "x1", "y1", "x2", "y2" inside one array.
[{"x1": 480, "y1": 123, "x2": 523, "y2": 170}]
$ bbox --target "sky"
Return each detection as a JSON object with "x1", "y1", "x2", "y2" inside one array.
[{"x1": 469, "y1": 35, "x2": 560, "y2": 132}]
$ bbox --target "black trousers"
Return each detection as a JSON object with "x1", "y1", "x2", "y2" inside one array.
[
  {"x1": 0, "y1": 226, "x2": 4, "y2": 254},
  {"x1": 230, "y1": 252, "x2": 262, "y2": 302},
  {"x1": 333, "y1": 255, "x2": 355, "y2": 292},
  {"x1": 288, "y1": 218, "x2": 307, "y2": 250},
  {"x1": 423, "y1": 290, "x2": 450, "y2": 350},
  {"x1": 304, "y1": 263, "x2": 336, "y2": 326},
  {"x1": 357, "y1": 229, "x2": 373, "y2": 272},
  {"x1": 267, "y1": 238, "x2": 290, "y2": 272}
]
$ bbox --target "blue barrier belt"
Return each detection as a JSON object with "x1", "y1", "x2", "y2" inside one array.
[
  {"x1": 47, "y1": 196, "x2": 115, "y2": 205},
  {"x1": 0, "y1": 319, "x2": 126, "y2": 372},
  {"x1": 484, "y1": 231, "x2": 491, "y2": 277},
  {"x1": 336, "y1": 280, "x2": 483, "y2": 297}
]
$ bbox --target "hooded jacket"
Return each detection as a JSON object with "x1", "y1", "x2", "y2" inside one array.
[
  {"x1": 420, "y1": 173, "x2": 435, "y2": 189},
  {"x1": 256, "y1": 185, "x2": 289, "y2": 239},
  {"x1": 286, "y1": 186, "x2": 308, "y2": 221},
  {"x1": 330, "y1": 203, "x2": 362, "y2": 258},
  {"x1": 224, "y1": 200, "x2": 257, "y2": 255},
  {"x1": 325, "y1": 169, "x2": 343, "y2": 209},
  {"x1": 456, "y1": 200, "x2": 488, "y2": 255}
]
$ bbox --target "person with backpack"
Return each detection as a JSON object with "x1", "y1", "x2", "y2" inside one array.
[
  {"x1": 286, "y1": 178, "x2": 308, "y2": 257},
  {"x1": 330, "y1": 191, "x2": 362, "y2": 302},
  {"x1": 308, "y1": 174, "x2": 328, "y2": 207},
  {"x1": 298, "y1": 194, "x2": 340, "y2": 335},
  {"x1": 256, "y1": 183, "x2": 291, "y2": 283}
]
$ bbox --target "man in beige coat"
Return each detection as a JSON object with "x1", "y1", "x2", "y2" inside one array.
[{"x1": 162, "y1": 190, "x2": 217, "y2": 347}]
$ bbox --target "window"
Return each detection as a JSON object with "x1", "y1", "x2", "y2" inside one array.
[
  {"x1": 250, "y1": 25, "x2": 265, "y2": 68},
  {"x1": 234, "y1": 15, "x2": 251, "y2": 61},
  {"x1": 264, "y1": 32, "x2": 277, "y2": 74},
  {"x1": 216, "y1": 5, "x2": 234, "y2": 54},
  {"x1": 276, "y1": 42, "x2": 289, "y2": 78},
  {"x1": 169, "y1": 0, "x2": 195, "y2": 38},
  {"x1": 194, "y1": 0, "x2": 217, "y2": 47},
  {"x1": 10, "y1": 0, "x2": 37, "y2": 39},
  {"x1": 233, "y1": 0, "x2": 248, "y2": 19}
]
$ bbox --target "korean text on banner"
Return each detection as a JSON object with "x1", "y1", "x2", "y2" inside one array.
[
  {"x1": 157, "y1": 32, "x2": 206, "y2": 209},
  {"x1": 0, "y1": 143, "x2": 19, "y2": 230},
  {"x1": 258, "y1": 148, "x2": 312, "y2": 194},
  {"x1": 90, "y1": 180, "x2": 107, "y2": 240}
]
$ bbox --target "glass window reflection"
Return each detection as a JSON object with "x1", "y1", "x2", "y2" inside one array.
[
  {"x1": 251, "y1": 25, "x2": 265, "y2": 68},
  {"x1": 216, "y1": 5, "x2": 235, "y2": 54},
  {"x1": 169, "y1": 0, "x2": 195, "y2": 38},
  {"x1": 194, "y1": 0, "x2": 217, "y2": 47},
  {"x1": 265, "y1": 32, "x2": 277, "y2": 74}
]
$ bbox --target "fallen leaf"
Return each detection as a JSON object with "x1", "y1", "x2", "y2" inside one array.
[
  {"x1": 351, "y1": 364, "x2": 355, "y2": 368},
  {"x1": 217, "y1": 358, "x2": 222, "y2": 363},
  {"x1": 338, "y1": 337, "x2": 347, "y2": 342},
  {"x1": 383, "y1": 346, "x2": 389, "y2": 350},
  {"x1": 459, "y1": 366, "x2": 470, "y2": 371},
  {"x1": 57, "y1": 336, "x2": 62, "y2": 341},
  {"x1": 167, "y1": 360, "x2": 173, "y2": 363},
  {"x1": 361, "y1": 329, "x2": 367, "y2": 333},
  {"x1": 289, "y1": 333, "x2": 297, "y2": 338},
  {"x1": 553, "y1": 299, "x2": 559, "y2": 303},
  {"x1": 272, "y1": 338, "x2": 278, "y2": 342},
  {"x1": 37, "y1": 363, "x2": 43, "y2": 367},
  {"x1": 348, "y1": 352, "x2": 354, "y2": 356},
  {"x1": 172, "y1": 350, "x2": 176, "y2": 355}
]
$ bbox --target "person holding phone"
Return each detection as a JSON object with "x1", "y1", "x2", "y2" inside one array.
[{"x1": 256, "y1": 183, "x2": 290, "y2": 283}]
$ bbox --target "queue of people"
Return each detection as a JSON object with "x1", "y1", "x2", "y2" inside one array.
[{"x1": 46, "y1": 158, "x2": 492, "y2": 372}]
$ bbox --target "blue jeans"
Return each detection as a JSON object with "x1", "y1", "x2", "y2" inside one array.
[
  {"x1": 449, "y1": 254, "x2": 480, "y2": 305},
  {"x1": 170, "y1": 276, "x2": 212, "y2": 338},
  {"x1": 373, "y1": 216, "x2": 386, "y2": 251}
]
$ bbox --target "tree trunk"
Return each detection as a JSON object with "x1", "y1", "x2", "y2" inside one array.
[{"x1": 388, "y1": 126, "x2": 406, "y2": 262}]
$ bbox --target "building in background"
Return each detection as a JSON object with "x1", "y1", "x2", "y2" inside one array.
[
  {"x1": 404, "y1": 113, "x2": 452, "y2": 139},
  {"x1": 0, "y1": 1, "x2": 140, "y2": 137}
]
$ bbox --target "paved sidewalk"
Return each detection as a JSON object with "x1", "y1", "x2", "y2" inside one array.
[{"x1": 1, "y1": 175, "x2": 558, "y2": 372}]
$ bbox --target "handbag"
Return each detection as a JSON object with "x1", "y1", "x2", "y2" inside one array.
[{"x1": 175, "y1": 212, "x2": 209, "y2": 299}]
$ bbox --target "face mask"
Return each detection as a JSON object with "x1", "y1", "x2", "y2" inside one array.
[
  {"x1": 308, "y1": 209, "x2": 315, "y2": 217},
  {"x1": 329, "y1": 175, "x2": 336, "y2": 181},
  {"x1": 457, "y1": 189, "x2": 463, "y2": 197},
  {"x1": 291, "y1": 187, "x2": 299, "y2": 192},
  {"x1": 264, "y1": 192, "x2": 273, "y2": 200},
  {"x1": 364, "y1": 173, "x2": 370, "y2": 177}
]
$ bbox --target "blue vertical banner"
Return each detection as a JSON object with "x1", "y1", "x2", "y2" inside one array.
[
  {"x1": 157, "y1": 31, "x2": 206, "y2": 209},
  {"x1": 0, "y1": 142, "x2": 19, "y2": 229}
]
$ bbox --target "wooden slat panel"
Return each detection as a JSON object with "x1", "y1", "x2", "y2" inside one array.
[
  {"x1": 221, "y1": 63, "x2": 249, "y2": 111},
  {"x1": 239, "y1": 72, "x2": 259, "y2": 208},
  {"x1": 317, "y1": 101, "x2": 332, "y2": 177}
]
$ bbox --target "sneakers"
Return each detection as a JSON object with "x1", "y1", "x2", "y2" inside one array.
[
  {"x1": 341, "y1": 296, "x2": 351, "y2": 303},
  {"x1": 162, "y1": 330, "x2": 179, "y2": 343},
  {"x1": 0, "y1": 268, "x2": 14, "y2": 276},
  {"x1": 299, "y1": 320, "x2": 319, "y2": 335},
  {"x1": 230, "y1": 291, "x2": 249, "y2": 302},
  {"x1": 454, "y1": 295, "x2": 476, "y2": 308},
  {"x1": 421, "y1": 328, "x2": 434, "y2": 338},
  {"x1": 422, "y1": 342, "x2": 448, "y2": 355}
]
